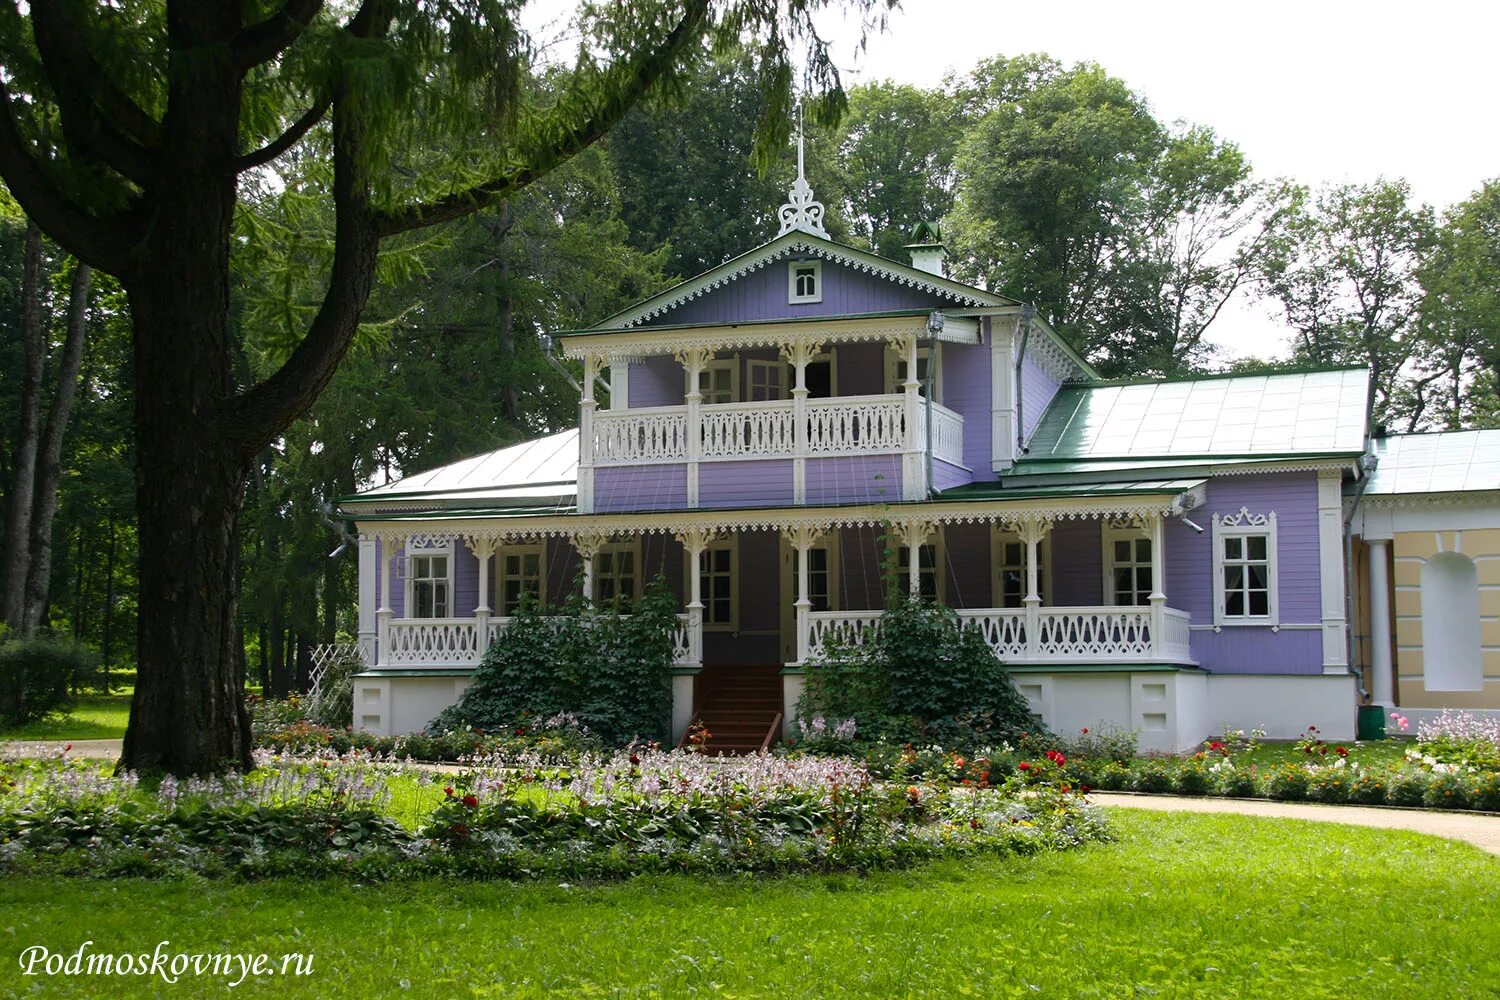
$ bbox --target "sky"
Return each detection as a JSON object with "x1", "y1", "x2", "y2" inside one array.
[{"x1": 812, "y1": 0, "x2": 1500, "y2": 361}]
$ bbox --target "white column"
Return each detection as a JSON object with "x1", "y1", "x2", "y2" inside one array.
[
  {"x1": 785, "y1": 526, "x2": 822, "y2": 663},
  {"x1": 901, "y1": 520, "x2": 933, "y2": 598},
  {"x1": 991, "y1": 316, "x2": 1017, "y2": 473},
  {"x1": 678, "y1": 348, "x2": 709, "y2": 508},
  {"x1": 1148, "y1": 512, "x2": 1167, "y2": 659},
  {"x1": 467, "y1": 536, "x2": 495, "y2": 655},
  {"x1": 783, "y1": 341, "x2": 816, "y2": 505},
  {"x1": 357, "y1": 535, "x2": 377, "y2": 665},
  {"x1": 1367, "y1": 538, "x2": 1395, "y2": 707},
  {"x1": 676, "y1": 528, "x2": 712, "y2": 666},
  {"x1": 571, "y1": 530, "x2": 607, "y2": 603},
  {"x1": 610, "y1": 361, "x2": 629, "y2": 409},
  {"x1": 1016, "y1": 516, "x2": 1050, "y2": 660},
  {"x1": 578, "y1": 354, "x2": 599, "y2": 513},
  {"x1": 376, "y1": 537, "x2": 396, "y2": 668},
  {"x1": 1317, "y1": 470, "x2": 1349, "y2": 674},
  {"x1": 898, "y1": 335, "x2": 925, "y2": 501}
]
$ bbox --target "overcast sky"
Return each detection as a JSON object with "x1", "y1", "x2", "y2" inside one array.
[{"x1": 814, "y1": 0, "x2": 1500, "y2": 361}]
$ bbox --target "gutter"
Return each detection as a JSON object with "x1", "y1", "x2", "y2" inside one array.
[
  {"x1": 1014, "y1": 304, "x2": 1035, "y2": 457},
  {"x1": 1341, "y1": 450, "x2": 1379, "y2": 700}
]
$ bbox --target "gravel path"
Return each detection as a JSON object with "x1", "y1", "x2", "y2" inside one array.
[{"x1": 10, "y1": 739, "x2": 1500, "y2": 855}]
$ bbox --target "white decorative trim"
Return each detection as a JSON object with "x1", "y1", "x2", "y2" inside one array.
[
  {"x1": 1025, "y1": 331, "x2": 1082, "y2": 385},
  {"x1": 1316, "y1": 470, "x2": 1348, "y2": 672},
  {"x1": 403, "y1": 538, "x2": 456, "y2": 619},
  {"x1": 777, "y1": 122, "x2": 828, "y2": 238},
  {"x1": 1363, "y1": 490, "x2": 1500, "y2": 510},
  {"x1": 1211, "y1": 508, "x2": 1280, "y2": 627}
]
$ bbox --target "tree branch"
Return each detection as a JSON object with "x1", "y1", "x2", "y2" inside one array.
[
  {"x1": 233, "y1": 95, "x2": 331, "y2": 172},
  {"x1": 231, "y1": 0, "x2": 324, "y2": 74},
  {"x1": 373, "y1": 0, "x2": 711, "y2": 238},
  {"x1": 0, "y1": 79, "x2": 138, "y2": 278}
]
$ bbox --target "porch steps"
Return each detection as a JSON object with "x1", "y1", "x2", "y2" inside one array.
[{"x1": 686, "y1": 666, "x2": 783, "y2": 755}]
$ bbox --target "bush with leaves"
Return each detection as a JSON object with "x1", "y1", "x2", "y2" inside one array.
[
  {"x1": 431, "y1": 579, "x2": 677, "y2": 747},
  {"x1": 799, "y1": 598, "x2": 1037, "y2": 751},
  {"x1": 0, "y1": 633, "x2": 100, "y2": 725}
]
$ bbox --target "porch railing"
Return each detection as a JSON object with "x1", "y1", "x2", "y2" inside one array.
[
  {"x1": 588, "y1": 393, "x2": 964, "y2": 467},
  {"x1": 377, "y1": 613, "x2": 696, "y2": 670},
  {"x1": 802, "y1": 606, "x2": 1194, "y2": 665}
]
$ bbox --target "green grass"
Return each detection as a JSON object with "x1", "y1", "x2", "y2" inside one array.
[
  {"x1": 3, "y1": 809, "x2": 1497, "y2": 998},
  {"x1": 0, "y1": 690, "x2": 133, "y2": 741}
]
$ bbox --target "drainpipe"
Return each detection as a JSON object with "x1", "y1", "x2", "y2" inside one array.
[
  {"x1": 1013, "y1": 304, "x2": 1035, "y2": 456},
  {"x1": 1342, "y1": 451, "x2": 1379, "y2": 700},
  {"x1": 924, "y1": 312, "x2": 942, "y2": 498}
]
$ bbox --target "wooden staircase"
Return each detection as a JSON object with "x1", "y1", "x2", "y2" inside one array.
[{"x1": 682, "y1": 665, "x2": 783, "y2": 755}]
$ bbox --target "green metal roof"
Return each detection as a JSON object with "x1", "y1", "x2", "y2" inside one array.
[
  {"x1": 937, "y1": 479, "x2": 1205, "y2": 502},
  {"x1": 1366, "y1": 429, "x2": 1500, "y2": 495},
  {"x1": 1019, "y1": 368, "x2": 1370, "y2": 473}
]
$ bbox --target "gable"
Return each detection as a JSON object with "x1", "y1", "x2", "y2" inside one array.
[{"x1": 646, "y1": 255, "x2": 960, "y2": 326}]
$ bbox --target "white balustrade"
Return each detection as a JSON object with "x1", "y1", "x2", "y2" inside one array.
[
  {"x1": 378, "y1": 612, "x2": 698, "y2": 669},
  {"x1": 592, "y1": 406, "x2": 688, "y2": 464},
  {"x1": 916, "y1": 402, "x2": 966, "y2": 467},
  {"x1": 700, "y1": 401, "x2": 796, "y2": 460},
  {"x1": 805, "y1": 394, "x2": 907, "y2": 455},
  {"x1": 802, "y1": 606, "x2": 1194, "y2": 665}
]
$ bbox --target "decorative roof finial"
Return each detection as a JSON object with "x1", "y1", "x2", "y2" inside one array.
[{"x1": 776, "y1": 104, "x2": 828, "y2": 238}]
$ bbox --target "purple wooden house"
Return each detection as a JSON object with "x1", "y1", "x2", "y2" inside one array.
[{"x1": 338, "y1": 160, "x2": 1371, "y2": 751}]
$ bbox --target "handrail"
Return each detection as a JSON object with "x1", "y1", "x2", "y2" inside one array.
[{"x1": 760, "y1": 712, "x2": 782, "y2": 753}]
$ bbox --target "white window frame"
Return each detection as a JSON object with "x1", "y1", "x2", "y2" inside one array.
[
  {"x1": 693, "y1": 357, "x2": 739, "y2": 405},
  {"x1": 1101, "y1": 524, "x2": 1153, "y2": 607},
  {"x1": 594, "y1": 541, "x2": 641, "y2": 606},
  {"x1": 691, "y1": 537, "x2": 739, "y2": 632},
  {"x1": 788, "y1": 259, "x2": 822, "y2": 304},
  {"x1": 780, "y1": 534, "x2": 842, "y2": 664},
  {"x1": 992, "y1": 528, "x2": 1049, "y2": 608},
  {"x1": 746, "y1": 359, "x2": 789, "y2": 402},
  {"x1": 1212, "y1": 508, "x2": 1280, "y2": 627},
  {"x1": 498, "y1": 542, "x2": 547, "y2": 617},
  {"x1": 885, "y1": 344, "x2": 940, "y2": 401},
  {"x1": 403, "y1": 539, "x2": 456, "y2": 619},
  {"x1": 896, "y1": 533, "x2": 945, "y2": 603}
]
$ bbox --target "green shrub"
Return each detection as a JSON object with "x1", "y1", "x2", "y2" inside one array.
[
  {"x1": 1422, "y1": 771, "x2": 1472, "y2": 810},
  {"x1": 0, "y1": 634, "x2": 99, "y2": 725},
  {"x1": 1469, "y1": 772, "x2": 1500, "y2": 812},
  {"x1": 1064, "y1": 724, "x2": 1138, "y2": 763},
  {"x1": 1173, "y1": 762, "x2": 1211, "y2": 796},
  {"x1": 1092, "y1": 760, "x2": 1132, "y2": 791},
  {"x1": 1386, "y1": 771, "x2": 1427, "y2": 807},
  {"x1": 1263, "y1": 764, "x2": 1310, "y2": 801},
  {"x1": 1132, "y1": 762, "x2": 1173, "y2": 793},
  {"x1": 1346, "y1": 770, "x2": 1388, "y2": 805},
  {"x1": 1306, "y1": 767, "x2": 1351, "y2": 804},
  {"x1": 1214, "y1": 767, "x2": 1257, "y2": 798}
]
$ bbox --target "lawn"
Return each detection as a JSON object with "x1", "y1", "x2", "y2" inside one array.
[
  {"x1": 4, "y1": 808, "x2": 1497, "y2": 999},
  {"x1": 0, "y1": 690, "x2": 133, "y2": 741}
]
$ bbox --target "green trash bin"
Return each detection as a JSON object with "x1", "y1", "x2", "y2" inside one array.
[{"x1": 1357, "y1": 705, "x2": 1386, "y2": 741}]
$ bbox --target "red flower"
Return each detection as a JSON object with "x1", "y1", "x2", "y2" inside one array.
[
  {"x1": 629, "y1": 752, "x2": 641, "y2": 765},
  {"x1": 461, "y1": 794, "x2": 478, "y2": 808},
  {"x1": 1319, "y1": 745, "x2": 1328, "y2": 756},
  {"x1": 969, "y1": 819, "x2": 981, "y2": 830},
  {"x1": 64, "y1": 744, "x2": 72, "y2": 752},
  {"x1": 514, "y1": 728, "x2": 526, "y2": 736},
  {"x1": 1018, "y1": 761, "x2": 1032, "y2": 771},
  {"x1": 1045, "y1": 750, "x2": 1067, "y2": 767},
  {"x1": 954, "y1": 756, "x2": 966, "y2": 769},
  {"x1": 443, "y1": 786, "x2": 455, "y2": 797},
  {"x1": 906, "y1": 786, "x2": 921, "y2": 804},
  {"x1": 1081, "y1": 728, "x2": 1089, "y2": 734},
  {"x1": 1080, "y1": 785, "x2": 1092, "y2": 794},
  {"x1": 1336, "y1": 746, "x2": 1348, "y2": 757}
]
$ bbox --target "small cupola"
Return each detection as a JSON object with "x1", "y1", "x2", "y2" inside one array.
[{"x1": 904, "y1": 221, "x2": 946, "y2": 277}]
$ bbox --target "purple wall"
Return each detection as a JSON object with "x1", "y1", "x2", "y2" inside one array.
[
  {"x1": 629, "y1": 355, "x2": 684, "y2": 408},
  {"x1": 593, "y1": 464, "x2": 689, "y2": 512},
  {"x1": 1190, "y1": 628, "x2": 1322, "y2": 675},
  {"x1": 649, "y1": 259, "x2": 946, "y2": 327},
  {"x1": 837, "y1": 526, "x2": 887, "y2": 610},
  {"x1": 931, "y1": 458, "x2": 970, "y2": 492},
  {"x1": 941, "y1": 333, "x2": 993, "y2": 478},
  {"x1": 805, "y1": 455, "x2": 901, "y2": 505},
  {"x1": 942, "y1": 522, "x2": 992, "y2": 608},
  {"x1": 1020, "y1": 354, "x2": 1060, "y2": 442},
  {"x1": 837, "y1": 342, "x2": 886, "y2": 397},
  {"x1": 700, "y1": 460, "x2": 795, "y2": 508},
  {"x1": 1050, "y1": 519, "x2": 1104, "y2": 606}
]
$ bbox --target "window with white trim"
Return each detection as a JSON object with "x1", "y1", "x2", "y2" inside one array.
[
  {"x1": 746, "y1": 360, "x2": 788, "y2": 401},
  {"x1": 993, "y1": 530, "x2": 1047, "y2": 608},
  {"x1": 405, "y1": 541, "x2": 454, "y2": 618},
  {"x1": 788, "y1": 260, "x2": 822, "y2": 303},
  {"x1": 793, "y1": 546, "x2": 833, "y2": 612},
  {"x1": 500, "y1": 544, "x2": 545, "y2": 616},
  {"x1": 1103, "y1": 528, "x2": 1152, "y2": 607},
  {"x1": 595, "y1": 543, "x2": 638, "y2": 606},
  {"x1": 896, "y1": 538, "x2": 942, "y2": 601},
  {"x1": 1213, "y1": 508, "x2": 1279, "y2": 626},
  {"x1": 886, "y1": 345, "x2": 939, "y2": 400},
  {"x1": 699, "y1": 541, "x2": 737, "y2": 629},
  {"x1": 696, "y1": 359, "x2": 738, "y2": 405}
]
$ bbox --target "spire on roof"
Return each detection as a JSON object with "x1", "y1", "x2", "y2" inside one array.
[{"x1": 776, "y1": 105, "x2": 828, "y2": 238}]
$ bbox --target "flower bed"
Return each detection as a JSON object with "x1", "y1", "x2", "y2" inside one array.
[{"x1": 0, "y1": 745, "x2": 1107, "y2": 881}]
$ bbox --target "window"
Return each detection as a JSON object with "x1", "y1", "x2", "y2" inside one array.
[
  {"x1": 993, "y1": 530, "x2": 1047, "y2": 608},
  {"x1": 747, "y1": 360, "x2": 788, "y2": 401},
  {"x1": 886, "y1": 345, "x2": 939, "y2": 400},
  {"x1": 1212, "y1": 508, "x2": 1279, "y2": 626},
  {"x1": 500, "y1": 544, "x2": 544, "y2": 616},
  {"x1": 405, "y1": 542, "x2": 453, "y2": 618},
  {"x1": 788, "y1": 260, "x2": 822, "y2": 303},
  {"x1": 595, "y1": 543, "x2": 638, "y2": 605},
  {"x1": 699, "y1": 541, "x2": 736, "y2": 629},
  {"x1": 792, "y1": 546, "x2": 832, "y2": 611},
  {"x1": 696, "y1": 359, "x2": 737, "y2": 405},
  {"x1": 897, "y1": 541, "x2": 941, "y2": 601},
  {"x1": 1103, "y1": 528, "x2": 1152, "y2": 607}
]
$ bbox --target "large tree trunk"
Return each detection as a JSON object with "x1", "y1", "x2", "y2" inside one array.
[
  {"x1": 21, "y1": 261, "x2": 91, "y2": 633},
  {"x1": 2, "y1": 221, "x2": 43, "y2": 630}
]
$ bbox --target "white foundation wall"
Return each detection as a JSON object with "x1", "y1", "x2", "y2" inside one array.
[
  {"x1": 353, "y1": 675, "x2": 473, "y2": 738},
  {"x1": 1204, "y1": 674, "x2": 1356, "y2": 741}
]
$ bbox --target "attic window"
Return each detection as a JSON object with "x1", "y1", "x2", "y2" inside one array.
[{"x1": 788, "y1": 260, "x2": 822, "y2": 304}]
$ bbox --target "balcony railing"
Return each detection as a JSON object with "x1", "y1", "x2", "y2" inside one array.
[
  {"x1": 589, "y1": 393, "x2": 964, "y2": 468},
  {"x1": 377, "y1": 613, "x2": 694, "y2": 670},
  {"x1": 802, "y1": 606, "x2": 1194, "y2": 665}
]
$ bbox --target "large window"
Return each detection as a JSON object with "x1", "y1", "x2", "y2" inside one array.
[
  {"x1": 500, "y1": 545, "x2": 544, "y2": 616},
  {"x1": 746, "y1": 360, "x2": 787, "y2": 402},
  {"x1": 886, "y1": 345, "x2": 939, "y2": 400},
  {"x1": 896, "y1": 540, "x2": 941, "y2": 601},
  {"x1": 993, "y1": 530, "x2": 1047, "y2": 608},
  {"x1": 696, "y1": 359, "x2": 737, "y2": 405},
  {"x1": 1103, "y1": 528, "x2": 1152, "y2": 607},
  {"x1": 595, "y1": 543, "x2": 638, "y2": 606},
  {"x1": 1212, "y1": 508, "x2": 1279, "y2": 626},
  {"x1": 405, "y1": 542, "x2": 453, "y2": 618},
  {"x1": 700, "y1": 541, "x2": 737, "y2": 629}
]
